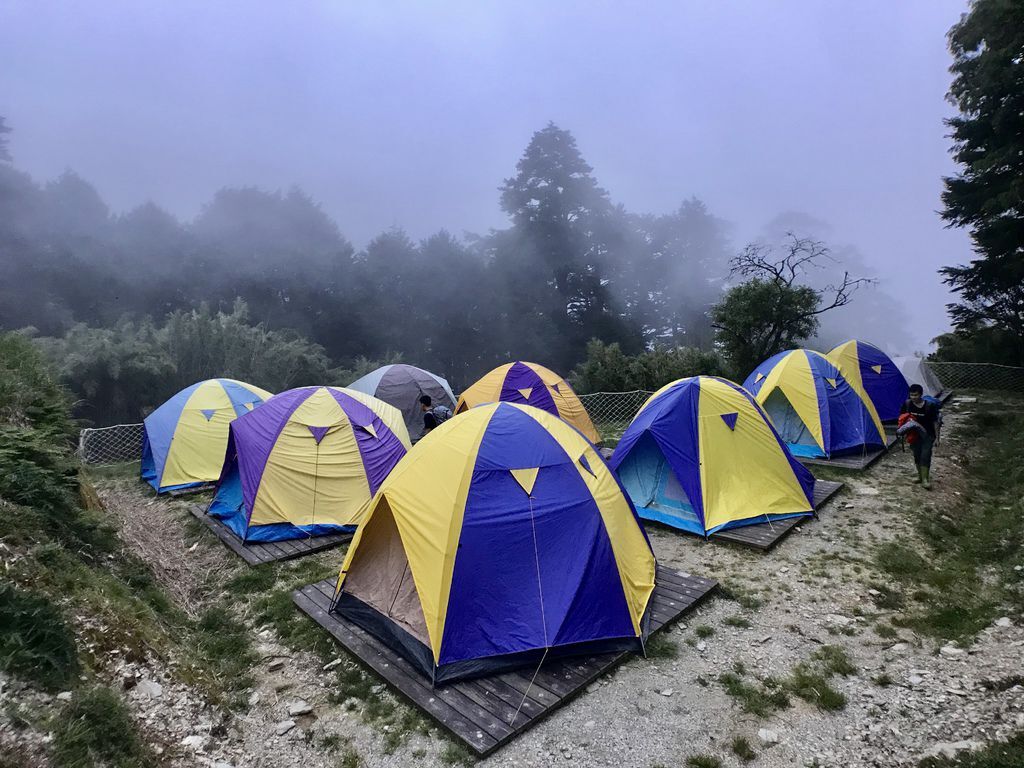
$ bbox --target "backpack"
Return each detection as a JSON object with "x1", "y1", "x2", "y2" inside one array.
[
  {"x1": 430, "y1": 404, "x2": 453, "y2": 425},
  {"x1": 896, "y1": 412, "x2": 922, "y2": 445}
]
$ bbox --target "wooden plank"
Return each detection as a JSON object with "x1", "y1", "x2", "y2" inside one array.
[
  {"x1": 797, "y1": 435, "x2": 898, "y2": 470},
  {"x1": 188, "y1": 505, "x2": 351, "y2": 565},
  {"x1": 166, "y1": 482, "x2": 216, "y2": 497},
  {"x1": 293, "y1": 564, "x2": 716, "y2": 757},
  {"x1": 710, "y1": 479, "x2": 845, "y2": 552},
  {"x1": 293, "y1": 588, "x2": 501, "y2": 754}
]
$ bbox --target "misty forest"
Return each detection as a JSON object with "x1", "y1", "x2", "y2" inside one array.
[{"x1": 2, "y1": 118, "x2": 923, "y2": 426}]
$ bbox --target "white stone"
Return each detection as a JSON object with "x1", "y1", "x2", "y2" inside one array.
[
  {"x1": 994, "y1": 617, "x2": 1013, "y2": 628},
  {"x1": 826, "y1": 614, "x2": 852, "y2": 626},
  {"x1": 135, "y1": 680, "x2": 163, "y2": 699},
  {"x1": 940, "y1": 645, "x2": 965, "y2": 657},
  {"x1": 758, "y1": 728, "x2": 780, "y2": 745},
  {"x1": 323, "y1": 658, "x2": 343, "y2": 671},
  {"x1": 287, "y1": 700, "x2": 313, "y2": 716},
  {"x1": 56, "y1": 691, "x2": 73, "y2": 702},
  {"x1": 921, "y1": 741, "x2": 981, "y2": 760},
  {"x1": 907, "y1": 675, "x2": 924, "y2": 686},
  {"x1": 275, "y1": 720, "x2": 296, "y2": 736},
  {"x1": 181, "y1": 735, "x2": 205, "y2": 751},
  {"x1": 658, "y1": 688, "x2": 674, "y2": 697}
]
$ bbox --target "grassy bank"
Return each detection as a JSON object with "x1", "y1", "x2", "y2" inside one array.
[
  {"x1": 873, "y1": 395, "x2": 1024, "y2": 640},
  {"x1": 0, "y1": 332, "x2": 260, "y2": 765}
]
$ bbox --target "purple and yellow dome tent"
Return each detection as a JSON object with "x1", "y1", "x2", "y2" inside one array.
[
  {"x1": 207, "y1": 386, "x2": 410, "y2": 542},
  {"x1": 456, "y1": 361, "x2": 601, "y2": 444}
]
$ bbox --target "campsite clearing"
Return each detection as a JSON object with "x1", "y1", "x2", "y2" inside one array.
[{"x1": 11, "y1": 393, "x2": 1019, "y2": 768}]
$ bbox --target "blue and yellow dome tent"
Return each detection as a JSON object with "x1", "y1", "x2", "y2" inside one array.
[
  {"x1": 208, "y1": 386, "x2": 411, "y2": 543},
  {"x1": 332, "y1": 402, "x2": 655, "y2": 684},
  {"x1": 827, "y1": 340, "x2": 909, "y2": 421},
  {"x1": 743, "y1": 349, "x2": 885, "y2": 459},
  {"x1": 142, "y1": 378, "x2": 273, "y2": 493},
  {"x1": 610, "y1": 376, "x2": 815, "y2": 536}
]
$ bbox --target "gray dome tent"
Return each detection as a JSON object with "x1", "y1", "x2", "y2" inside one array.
[
  {"x1": 347, "y1": 364, "x2": 457, "y2": 441},
  {"x1": 891, "y1": 357, "x2": 946, "y2": 400}
]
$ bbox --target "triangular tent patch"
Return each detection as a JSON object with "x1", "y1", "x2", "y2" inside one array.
[
  {"x1": 720, "y1": 412, "x2": 739, "y2": 431},
  {"x1": 510, "y1": 467, "x2": 539, "y2": 496},
  {"x1": 358, "y1": 423, "x2": 378, "y2": 439},
  {"x1": 517, "y1": 387, "x2": 533, "y2": 400},
  {"x1": 201, "y1": 409, "x2": 217, "y2": 421},
  {"x1": 870, "y1": 364, "x2": 883, "y2": 374},
  {"x1": 755, "y1": 373, "x2": 765, "y2": 383},
  {"x1": 825, "y1": 378, "x2": 837, "y2": 388},
  {"x1": 244, "y1": 402, "x2": 254, "y2": 411},
  {"x1": 578, "y1": 454, "x2": 596, "y2": 476},
  {"x1": 308, "y1": 426, "x2": 330, "y2": 444},
  {"x1": 552, "y1": 382, "x2": 561, "y2": 394}
]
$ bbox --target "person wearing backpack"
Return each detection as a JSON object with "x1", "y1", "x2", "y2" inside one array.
[
  {"x1": 419, "y1": 394, "x2": 452, "y2": 434},
  {"x1": 899, "y1": 383, "x2": 941, "y2": 489}
]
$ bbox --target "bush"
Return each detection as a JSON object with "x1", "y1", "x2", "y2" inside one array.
[
  {"x1": 570, "y1": 339, "x2": 724, "y2": 394},
  {"x1": 0, "y1": 584, "x2": 79, "y2": 691},
  {"x1": 52, "y1": 687, "x2": 157, "y2": 768}
]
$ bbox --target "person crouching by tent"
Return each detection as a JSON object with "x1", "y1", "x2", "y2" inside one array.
[
  {"x1": 897, "y1": 384, "x2": 941, "y2": 489},
  {"x1": 419, "y1": 394, "x2": 452, "y2": 434}
]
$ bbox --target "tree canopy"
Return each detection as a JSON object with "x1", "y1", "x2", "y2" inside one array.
[
  {"x1": 710, "y1": 234, "x2": 868, "y2": 376},
  {"x1": 940, "y1": 0, "x2": 1024, "y2": 363}
]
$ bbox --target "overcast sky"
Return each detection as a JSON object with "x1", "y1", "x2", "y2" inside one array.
[{"x1": 0, "y1": 1, "x2": 971, "y2": 351}]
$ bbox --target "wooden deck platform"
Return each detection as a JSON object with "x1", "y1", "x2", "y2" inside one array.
[
  {"x1": 293, "y1": 564, "x2": 717, "y2": 757},
  {"x1": 796, "y1": 434, "x2": 898, "y2": 470},
  {"x1": 166, "y1": 483, "x2": 215, "y2": 497},
  {"x1": 709, "y1": 479, "x2": 844, "y2": 551},
  {"x1": 188, "y1": 505, "x2": 351, "y2": 566}
]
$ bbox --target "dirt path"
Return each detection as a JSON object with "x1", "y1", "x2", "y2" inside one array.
[{"x1": 90, "y1": 397, "x2": 1023, "y2": 768}]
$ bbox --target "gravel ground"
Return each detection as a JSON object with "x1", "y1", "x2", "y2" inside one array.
[{"x1": 15, "y1": 397, "x2": 1019, "y2": 768}]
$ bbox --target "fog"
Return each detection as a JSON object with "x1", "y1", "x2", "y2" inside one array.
[{"x1": 1, "y1": 1, "x2": 970, "y2": 356}]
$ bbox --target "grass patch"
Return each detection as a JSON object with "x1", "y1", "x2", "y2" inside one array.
[
  {"x1": 731, "y1": 736, "x2": 757, "y2": 762},
  {"x1": 645, "y1": 633, "x2": 679, "y2": 659},
  {"x1": 190, "y1": 605, "x2": 257, "y2": 704},
  {"x1": 874, "y1": 623, "x2": 899, "y2": 639},
  {"x1": 812, "y1": 645, "x2": 856, "y2": 677},
  {"x1": 252, "y1": 558, "x2": 339, "y2": 660},
  {"x1": 718, "y1": 672, "x2": 789, "y2": 717},
  {"x1": 717, "y1": 581, "x2": 764, "y2": 610},
  {"x1": 873, "y1": 673, "x2": 893, "y2": 687},
  {"x1": 785, "y1": 664, "x2": 847, "y2": 711},
  {"x1": 338, "y1": 744, "x2": 362, "y2": 768},
  {"x1": 724, "y1": 615, "x2": 752, "y2": 629},
  {"x1": 686, "y1": 756, "x2": 722, "y2": 768},
  {"x1": 918, "y1": 730, "x2": 1024, "y2": 767},
  {"x1": 51, "y1": 687, "x2": 158, "y2": 768},
  {"x1": 0, "y1": 584, "x2": 79, "y2": 691},
  {"x1": 226, "y1": 566, "x2": 278, "y2": 595},
  {"x1": 694, "y1": 624, "x2": 715, "y2": 639},
  {"x1": 440, "y1": 740, "x2": 475, "y2": 765},
  {"x1": 868, "y1": 582, "x2": 905, "y2": 610}
]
